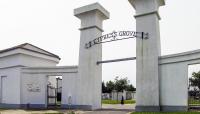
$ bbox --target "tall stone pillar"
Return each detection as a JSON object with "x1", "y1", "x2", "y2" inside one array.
[
  {"x1": 74, "y1": 3, "x2": 109, "y2": 110},
  {"x1": 128, "y1": 0, "x2": 165, "y2": 112}
]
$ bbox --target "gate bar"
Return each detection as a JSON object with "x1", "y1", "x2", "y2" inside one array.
[{"x1": 97, "y1": 57, "x2": 136, "y2": 65}]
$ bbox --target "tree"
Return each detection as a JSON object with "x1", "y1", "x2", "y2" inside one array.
[
  {"x1": 113, "y1": 76, "x2": 133, "y2": 101},
  {"x1": 102, "y1": 77, "x2": 136, "y2": 93},
  {"x1": 189, "y1": 71, "x2": 200, "y2": 90},
  {"x1": 106, "y1": 80, "x2": 115, "y2": 93},
  {"x1": 114, "y1": 76, "x2": 129, "y2": 92},
  {"x1": 126, "y1": 84, "x2": 136, "y2": 91},
  {"x1": 102, "y1": 81, "x2": 107, "y2": 93}
]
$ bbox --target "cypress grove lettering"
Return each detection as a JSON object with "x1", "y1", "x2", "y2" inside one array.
[{"x1": 85, "y1": 31, "x2": 148, "y2": 49}]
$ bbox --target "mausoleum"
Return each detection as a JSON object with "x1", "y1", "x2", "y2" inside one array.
[{"x1": 0, "y1": 43, "x2": 78, "y2": 108}]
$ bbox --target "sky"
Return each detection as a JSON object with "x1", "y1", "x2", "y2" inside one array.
[{"x1": 0, "y1": 0, "x2": 200, "y2": 86}]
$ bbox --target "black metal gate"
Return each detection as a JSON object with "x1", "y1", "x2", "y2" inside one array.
[
  {"x1": 47, "y1": 85, "x2": 57, "y2": 107},
  {"x1": 188, "y1": 86, "x2": 200, "y2": 109},
  {"x1": 47, "y1": 85, "x2": 61, "y2": 107}
]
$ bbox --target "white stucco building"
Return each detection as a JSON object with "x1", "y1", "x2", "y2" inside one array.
[{"x1": 0, "y1": 43, "x2": 78, "y2": 109}]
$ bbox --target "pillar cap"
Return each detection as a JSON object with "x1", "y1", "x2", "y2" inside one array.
[
  {"x1": 74, "y1": 2, "x2": 110, "y2": 20},
  {"x1": 128, "y1": 0, "x2": 165, "y2": 20},
  {"x1": 128, "y1": 0, "x2": 165, "y2": 9}
]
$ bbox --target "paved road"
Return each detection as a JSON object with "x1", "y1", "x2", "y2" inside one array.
[
  {"x1": 102, "y1": 104, "x2": 135, "y2": 110},
  {"x1": 0, "y1": 104, "x2": 135, "y2": 114},
  {"x1": 79, "y1": 104, "x2": 135, "y2": 114},
  {"x1": 0, "y1": 110, "x2": 133, "y2": 114}
]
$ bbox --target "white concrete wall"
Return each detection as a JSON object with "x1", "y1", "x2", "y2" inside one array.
[
  {"x1": 0, "y1": 67, "x2": 21, "y2": 105},
  {"x1": 62, "y1": 73, "x2": 78, "y2": 105},
  {"x1": 21, "y1": 66, "x2": 78, "y2": 108},
  {"x1": 21, "y1": 73, "x2": 48, "y2": 106},
  {"x1": 160, "y1": 62, "x2": 188, "y2": 106},
  {"x1": 159, "y1": 49, "x2": 200, "y2": 111}
]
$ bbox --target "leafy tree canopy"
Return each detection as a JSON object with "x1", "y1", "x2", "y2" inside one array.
[
  {"x1": 102, "y1": 76, "x2": 136, "y2": 93},
  {"x1": 189, "y1": 71, "x2": 200, "y2": 90}
]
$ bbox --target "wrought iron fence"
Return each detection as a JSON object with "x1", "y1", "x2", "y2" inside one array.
[
  {"x1": 47, "y1": 85, "x2": 62, "y2": 107},
  {"x1": 188, "y1": 87, "x2": 200, "y2": 109},
  {"x1": 47, "y1": 85, "x2": 57, "y2": 106}
]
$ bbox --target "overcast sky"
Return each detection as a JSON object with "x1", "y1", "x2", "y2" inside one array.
[{"x1": 0, "y1": 0, "x2": 200, "y2": 86}]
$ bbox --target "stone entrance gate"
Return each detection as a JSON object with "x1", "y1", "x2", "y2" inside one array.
[{"x1": 74, "y1": 0, "x2": 200, "y2": 112}]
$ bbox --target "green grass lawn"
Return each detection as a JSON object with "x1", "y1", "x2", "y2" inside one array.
[
  {"x1": 189, "y1": 98, "x2": 200, "y2": 105},
  {"x1": 102, "y1": 99, "x2": 135, "y2": 104},
  {"x1": 131, "y1": 112, "x2": 200, "y2": 114}
]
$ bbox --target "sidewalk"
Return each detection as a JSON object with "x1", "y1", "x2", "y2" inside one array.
[{"x1": 0, "y1": 104, "x2": 135, "y2": 114}]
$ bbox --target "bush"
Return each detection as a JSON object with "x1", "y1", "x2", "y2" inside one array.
[{"x1": 102, "y1": 100, "x2": 135, "y2": 104}]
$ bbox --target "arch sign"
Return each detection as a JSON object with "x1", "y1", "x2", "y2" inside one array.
[{"x1": 85, "y1": 31, "x2": 149, "y2": 49}]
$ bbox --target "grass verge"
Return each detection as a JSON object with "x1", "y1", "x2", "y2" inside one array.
[
  {"x1": 102, "y1": 99, "x2": 135, "y2": 104},
  {"x1": 189, "y1": 98, "x2": 200, "y2": 105}
]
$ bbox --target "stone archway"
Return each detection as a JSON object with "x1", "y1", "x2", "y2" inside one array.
[
  {"x1": 74, "y1": 1, "x2": 164, "y2": 111},
  {"x1": 72, "y1": 0, "x2": 195, "y2": 112}
]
